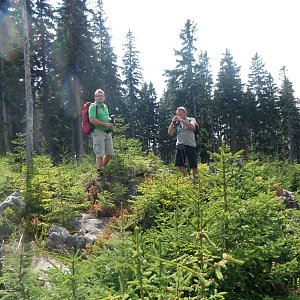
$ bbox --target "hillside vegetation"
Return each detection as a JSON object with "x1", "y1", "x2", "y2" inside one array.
[{"x1": 0, "y1": 141, "x2": 300, "y2": 299}]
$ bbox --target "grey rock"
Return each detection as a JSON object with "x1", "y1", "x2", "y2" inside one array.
[{"x1": 48, "y1": 215, "x2": 111, "y2": 252}]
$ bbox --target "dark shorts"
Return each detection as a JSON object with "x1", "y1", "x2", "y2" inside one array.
[{"x1": 175, "y1": 144, "x2": 197, "y2": 169}]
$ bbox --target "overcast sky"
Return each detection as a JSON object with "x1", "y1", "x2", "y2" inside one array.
[{"x1": 101, "y1": 0, "x2": 299, "y2": 98}]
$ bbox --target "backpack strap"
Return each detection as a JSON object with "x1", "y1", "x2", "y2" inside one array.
[
  {"x1": 188, "y1": 117, "x2": 195, "y2": 126},
  {"x1": 90, "y1": 103, "x2": 98, "y2": 117},
  {"x1": 188, "y1": 117, "x2": 200, "y2": 141}
]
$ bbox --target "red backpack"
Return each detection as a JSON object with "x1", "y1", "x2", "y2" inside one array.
[{"x1": 81, "y1": 102, "x2": 97, "y2": 134}]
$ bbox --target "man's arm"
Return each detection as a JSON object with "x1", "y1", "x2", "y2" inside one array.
[
  {"x1": 89, "y1": 104, "x2": 113, "y2": 128},
  {"x1": 168, "y1": 122, "x2": 175, "y2": 136},
  {"x1": 181, "y1": 118, "x2": 195, "y2": 130},
  {"x1": 89, "y1": 118, "x2": 113, "y2": 129}
]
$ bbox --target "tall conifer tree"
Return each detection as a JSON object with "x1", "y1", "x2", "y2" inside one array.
[
  {"x1": 91, "y1": 0, "x2": 123, "y2": 115},
  {"x1": 163, "y1": 20, "x2": 214, "y2": 161},
  {"x1": 0, "y1": 0, "x2": 25, "y2": 154},
  {"x1": 213, "y1": 49, "x2": 244, "y2": 153},
  {"x1": 194, "y1": 50, "x2": 213, "y2": 159},
  {"x1": 30, "y1": 0, "x2": 56, "y2": 157},
  {"x1": 54, "y1": 0, "x2": 96, "y2": 157},
  {"x1": 164, "y1": 19, "x2": 198, "y2": 117},
  {"x1": 156, "y1": 98, "x2": 174, "y2": 163},
  {"x1": 278, "y1": 67, "x2": 300, "y2": 161},
  {"x1": 247, "y1": 53, "x2": 281, "y2": 156},
  {"x1": 121, "y1": 29, "x2": 143, "y2": 138},
  {"x1": 137, "y1": 82, "x2": 158, "y2": 151}
]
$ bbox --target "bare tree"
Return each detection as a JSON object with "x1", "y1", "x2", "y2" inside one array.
[
  {"x1": 22, "y1": 0, "x2": 33, "y2": 169},
  {"x1": 0, "y1": 58, "x2": 10, "y2": 154}
]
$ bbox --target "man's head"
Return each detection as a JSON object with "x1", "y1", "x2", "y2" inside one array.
[
  {"x1": 176, "y1": 106, "x2": 187, "y2": 119},
  {"x1": 94, "y1": 89, "x2": 105, "y2": 104}
]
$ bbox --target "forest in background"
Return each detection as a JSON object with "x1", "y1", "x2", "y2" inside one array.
[{"x1": 0, "y1": 0, "x2": 300, "y2": 165}]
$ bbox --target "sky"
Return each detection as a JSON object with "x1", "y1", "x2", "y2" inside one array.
[{"x1": 101, "y1": 0, "x2": 300, "y2": 99}]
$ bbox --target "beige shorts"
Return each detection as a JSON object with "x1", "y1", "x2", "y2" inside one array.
[{"x1": 92, "y1": 130, "x2": 115, "y2": 158}]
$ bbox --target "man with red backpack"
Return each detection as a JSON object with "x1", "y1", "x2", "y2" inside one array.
[{"x1": 88, "y1": 89, "x2": 115, "y2": 177}]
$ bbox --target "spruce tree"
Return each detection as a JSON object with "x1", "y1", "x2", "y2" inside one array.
[
  {"x1": 247, "y1": 53, "x2": 281, "y2": 157},
  {"x1": 156, "y1": 98, "x2": 174, "y2": 163},
  {"x1": 138, "y1": 82, "x2": 158, "y2": 151},
  {"x1": 213, "y1": 49, "x2": 244, "y2": 154},
  {"x1": 194, "y1": 50, "x2": 213, "y2": 160},
  {"x1": 121, "y1": 29, "x2": 143, "y2": 138},
  {"x1": 164, "y1": 19, "x2": 198, "y2": 117},
  {"x1": 30, "y1": 0, "x2": 57, "y2": 157},
  {"x1": 163, "y1": 20, "x2": 214, "y2": 162},
  {"x1": 278, "y1": 67, "x2": 300, "y2": 161},
  {"x1": 54, "y1": 0, "x2": 97, "y2": 157},
  {"x1": 241, "y1": 87, "x2": 257, "y2": 158},
  {"x1": 91, "y1": 0, "x2": 123, "y2": 115},
  {"x1": 0, "y1": 1, "x2": 26, "y2": 154}
]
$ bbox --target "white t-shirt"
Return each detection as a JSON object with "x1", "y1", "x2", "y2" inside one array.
[{"x1": 176, "y1": 117, "x2": 196, "y2": 147}]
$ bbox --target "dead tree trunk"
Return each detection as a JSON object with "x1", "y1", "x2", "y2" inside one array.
[{"x1": 22, "y1": 0, "x2": 34, "y2": 169}]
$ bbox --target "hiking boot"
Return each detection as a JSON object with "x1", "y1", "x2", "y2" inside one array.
[
  {"x1": 96, "y1": 169, "x2": 104, "y2": 177},
  {"x1": 188, "y1": 178, "x2": 197, "y2": 184}
]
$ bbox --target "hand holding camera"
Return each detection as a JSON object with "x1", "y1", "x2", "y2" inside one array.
[
  {"x1": 172, "y1": 115, "x2": 181, "y2": 127},
  {"x1": 105, "y1": 115, "x2": 115, "y2": 133}
]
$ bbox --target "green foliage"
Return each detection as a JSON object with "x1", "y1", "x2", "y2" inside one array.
[
  {"x1": 130, "y1": 145, "x2": 300, "y2": 298},
  {"x1": 54, "y1": 208, "x2": 229, "y2": 299},
  {"x1": 22, "y1": 156, "x2": 86, "y2": 227},
  {"x1": 258, "y1": 160, "x2": 300, "y2": 192},
  {"x1": 38, "y1": 251, "x2": 91, "y2": 299},
  {"x1": 0, "y1": 236, "x2": 43, "y2": 299},
  {"x1": 1, "y1": 145, "x2": 300, "y2": 298},
  {"x1": 0, "y1": 156, "x2": 22, "y2": 200},
  {"x1": 0, "y1": 156, "x2": 26, "y2": 239},
  {"x1": 105, "y1": 136, "x2": 160, "y2": 179},
  {"x1": 0, "y1": 155, "x2": 87, "y2": 239},
  {"x1": 8, "y1": 133, "x2": 26, "y2": 173},
  {"x1": 89, "y1": 189, "x2": 116, "y2": 217},
  {"x1": 130, "y1": 171, "x2": 189, "y2": 229}
]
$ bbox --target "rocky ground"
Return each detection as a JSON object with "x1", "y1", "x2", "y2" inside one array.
[{"x1": 31, "y1": 213, "x2": 111, "y2": 275}]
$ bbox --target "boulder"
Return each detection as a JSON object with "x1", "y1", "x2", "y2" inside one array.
[{"x1": 48, "y1": 214, "x2": 111, "y2": 252}]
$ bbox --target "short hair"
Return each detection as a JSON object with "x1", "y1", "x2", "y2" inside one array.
[
  {"x1": 94, "y1": 89, "x2": 104, "y2": 95},
  {"x1": 176, "y1": 106, "x2": 187, "y2": 114}
]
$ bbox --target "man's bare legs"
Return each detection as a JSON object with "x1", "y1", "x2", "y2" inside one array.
[
  {"x1": 178, "y1": 166, "x2": 187, "y2": 176},
  {"x1": 191, "y1": 168, "x2": 198, "y2": 179},
  {"x1": 102, "y1": 155, "x2": 111, "y2": 167},
  {"x1": 96, "y1": 155, "x2": 112, "y2": 174},
  {"x1": 178, "y1": 166, "x2": 198, "y2": 180}
]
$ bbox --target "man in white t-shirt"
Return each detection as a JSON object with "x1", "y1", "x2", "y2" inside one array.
[{"x1": 168, "y1": 106, "x2": 198, "y2": 179}]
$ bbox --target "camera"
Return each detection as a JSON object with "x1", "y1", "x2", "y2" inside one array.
[
  {"x1": 172, "y1": 121, "x2": 180, "y2": 128},
  {"x1": 110, "y1": 115, "x2": 115, "y2": 125}
]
